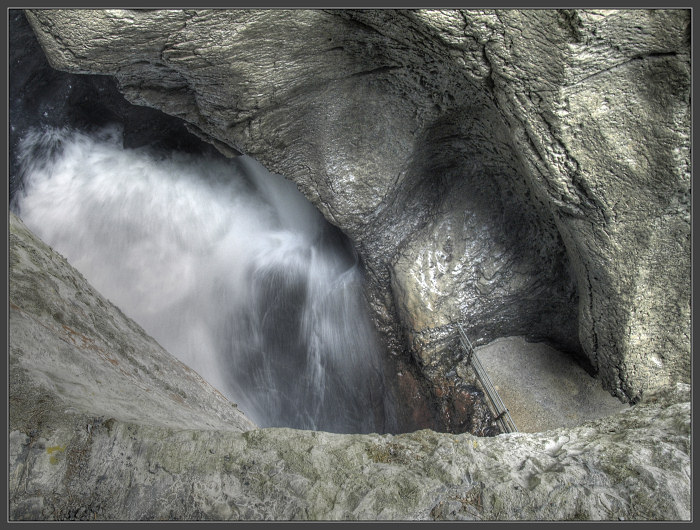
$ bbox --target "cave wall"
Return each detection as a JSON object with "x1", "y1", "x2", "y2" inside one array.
[
  {"x1": 472, "y1": 9, "x2": 691, "y2": 400},
  {"x1": 24, "y1": 8, "x2": 691, "y2": 403},
  {"x1": 7, "y1": 211, "x2": 692, "y2": 520},
  {"x1": 8, "y1": 11, "x2": 225, "y2": 203}
]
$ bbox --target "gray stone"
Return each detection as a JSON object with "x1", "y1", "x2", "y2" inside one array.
[
  {"x1": 8, "y1": 211, "x2": 690, "y2": 520},
  {"x1": 471, "y1": 9, "x2": 692, "y2": 402},
  {"x1": 9, "y1": 212, "x2": 256, "y2": 434},
  {"x1": 24, "y1": 8, "x2": 690, "y2": 406},
  {"x1": 476, "y1": 337, "x2": 628, "y2": 433}
]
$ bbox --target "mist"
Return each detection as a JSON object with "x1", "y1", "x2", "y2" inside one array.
[{"x1": 14, "y1": 125, "x2": 395, "y2": 434}]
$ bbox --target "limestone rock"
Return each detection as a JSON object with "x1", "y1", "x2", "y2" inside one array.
[
  {"x1": 390, "y1": 105, "x2": 580, "y2": 378},
  {"x1": 9, "y1": 211, "x2": 256, "y2": 433},
  {"x1": 467, "y1": 9, "x2": 692, "y2": 402},
  {"x1": 476, "y1": 337, "x2": 628, "y2": 433},
  {"x1": 8, "y1": 11, "x2": 222, "y2": 203},
  {"x1": 8, "y1": 209, "x2": 691, "y2": 521},
  {"x1": 10, "y1": 388, "x2": 692, "y2": 520},
  {"x1": 24, "y1": 8, "x2": 690, "y2": 404}
]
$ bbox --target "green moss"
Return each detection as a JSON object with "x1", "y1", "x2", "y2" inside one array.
[
  {"x1": 47, "y1": 445, "x2": 66, "y2": 465},
  {"x1": 366, "y1": 442, "x2": 409, "y2": 465}
]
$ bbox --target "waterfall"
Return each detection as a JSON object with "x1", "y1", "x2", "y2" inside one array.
[{"x1": 14, "y1": 125, "x2": 394, "y2": 434}]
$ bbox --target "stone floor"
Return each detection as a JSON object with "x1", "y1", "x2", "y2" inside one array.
[{"x1": 476, "y1": 336, "x2": 629, "y2": 433}]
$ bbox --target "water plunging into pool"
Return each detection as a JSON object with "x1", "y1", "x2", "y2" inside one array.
[{"x1": 14, "y1": 125, "x2": 395, "y2": 434}]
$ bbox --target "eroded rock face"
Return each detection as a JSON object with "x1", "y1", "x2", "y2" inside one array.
[
  {"x1": 9, "y1": 389, "x2": 692, "y2": 520},
  {"x1": 8, "y1": 10, "x2": 223, "y2": 203},
  {"x1": 8, "y1": 213, "x2": 692, "y2": 520},
  {"x1": 390, "y1": 105, "x2": 580, "y2": 377},
  {"x1": 469, "y1": 9, "x2": 692, "y2": 402},
  {"x1": 9, "y1": 212, "x2": 256, "y2": 433},
  {"x1": 24, "y1": 9, "x2": 690, "y2": 405}
]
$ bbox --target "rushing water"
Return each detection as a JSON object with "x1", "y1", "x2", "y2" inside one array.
[{"x1": 14, "y1": 125, "x2": 395, "y2": 434}]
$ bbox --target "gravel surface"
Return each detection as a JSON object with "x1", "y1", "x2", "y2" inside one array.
[{"x1": 477, "y1": 337, "x2": 628, "y2": 433}]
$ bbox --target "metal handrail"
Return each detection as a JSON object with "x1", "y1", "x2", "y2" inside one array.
[{"x1": 457, "y1": 323, "x2": 518, "y2": 433}]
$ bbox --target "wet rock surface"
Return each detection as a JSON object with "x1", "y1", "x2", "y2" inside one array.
[
  {"x1": 9, "y1": 212, "x2": 256, "y2": 434},
  {"x1": 8, "y1": 11, "x2": 223, "y2": 203},
  {"x1": 24, "y1": 8, "x2": 690, "y2": 406},
  {"x1": 9, "y1": 9, "x2": 692, "y2": 519},
  {"x1": 8, "y1": 213, "x2": 691, "y2": 520}
]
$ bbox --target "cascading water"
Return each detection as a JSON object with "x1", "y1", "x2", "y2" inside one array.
[{"x1": 13, "y1": 125, "x2": 396, "y2": 434}]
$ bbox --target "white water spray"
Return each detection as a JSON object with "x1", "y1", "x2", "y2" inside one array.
[{"x1": 14, "y1": 126, "x2": 394, "y2": 433}]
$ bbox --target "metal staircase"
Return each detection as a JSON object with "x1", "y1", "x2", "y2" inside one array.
[{"x1": 457, "y1": 323, "x2": 518, "y2": 434}]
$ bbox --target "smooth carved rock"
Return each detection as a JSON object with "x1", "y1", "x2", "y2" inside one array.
[
  {"x1": 8, "y1": 213, "x2": 692, "y2": 519},
  {"x1": 24, "y1": 8, "x2": 690, "y2": 405},
  {"x1": 473, "y1": 10, "x2": 692, "y2": 402},
  {"x1": 9, "y1": 212, "x2": 256, "y2": 433}
]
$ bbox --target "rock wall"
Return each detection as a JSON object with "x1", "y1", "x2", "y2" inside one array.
[
  {"x1": 471, "y1": 9, "x2": 692, "y2": 401},
  {"x1": 9, "y1": 212, "x2": 256, "y2": 434},
  {"x1": 8, "y1": 212, "x2": 692, "y2": 520},
  {"x1": 8, "y1": 10, "x2": 223, "y2": 203},
  {"x1": 24, "y1": 9, "x2": 690, "y2": 403}
]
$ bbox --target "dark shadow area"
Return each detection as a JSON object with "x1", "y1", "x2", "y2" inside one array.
[{"x1": 9, "y1": 10, "x2": 226, "y2": 203}]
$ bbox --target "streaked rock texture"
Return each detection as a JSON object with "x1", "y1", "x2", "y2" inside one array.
[
  {"x1": 9, "y1": 212, "x2": 256, "y2": 433},
  {"x1": 24, "y1": 9, "x2": 690, "y2": 405},
  {"x1": 8, "y1": 212, "x2": 691, "y2": 520}
]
